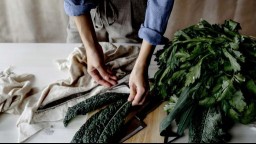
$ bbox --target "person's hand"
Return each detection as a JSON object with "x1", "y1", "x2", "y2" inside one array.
[
  {"x1": 73, "y1": 14, "x2": 117, "y2": 87},
  {"x1": 128, "y1": 66, "x2": 149, "y2": 106},
  {"x1": 128, "y1": 40, "x2": 155, "y2": 106},
  {"x1": 86, "y1": 44, "x2": 117, "y2": 87}
]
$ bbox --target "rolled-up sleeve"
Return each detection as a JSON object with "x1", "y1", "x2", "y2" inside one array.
[
  {"x1": 64, "y1": 0, "x2": 98, "y2": 16},
  {"x1": 139, "y1": 0, "x2": 174, "y2": 45}
]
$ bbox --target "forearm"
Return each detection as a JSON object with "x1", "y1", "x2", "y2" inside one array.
[
  {"x1": 129, "y1": 40, "x2": 155, "y2": 105},
  {"x1": 74, "y1": 13, "x2": 98, "y2": 50},
  {"x1": 134, "y1": 40, "x2": 155, "y2": 71}
]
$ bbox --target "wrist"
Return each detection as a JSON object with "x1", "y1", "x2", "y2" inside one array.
[
  {"x1": 134, "y1": 40, "x2": 155, "y2": 68},
  {"x1": 132, "y1": 62, "x2": 148, "y2": 81},
  {"x1": 133, "y1": 61, "x2": 148, "y2": 72},
  {"x1": 74, "y1": 14, "x2": 100, "y2": 52},
  {"x1": 85, "y1": 42, "x2": 101, "y2": 53}
]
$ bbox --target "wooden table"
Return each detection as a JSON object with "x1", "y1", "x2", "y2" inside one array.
[{"x1": 0, "y1": 43, "x2": 256, "y2": 143}]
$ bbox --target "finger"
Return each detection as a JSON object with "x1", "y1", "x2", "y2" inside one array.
[
  {"x1": 97, "y1": 66, "x2": 117, "y2": 86},
  {"x1": 140, "y1": 90, "x2": 149, "y2": 104},
  {"x1": 106, "y1": 69, "x2": 113, "y2": 75},
  {"x1": 132, "y1": 87, "x2": 146, "y2": 106},
  {"x1": 107, "y1": 69, "x2": 117, "y2": 80},
  {"x1": 97, "y1": 79, "x2": 112, "y2": 87},
  {"x1": 137, "y1": 96, "x2": 147, "y2": 105},
  {"x1": 102, "y1": 74, "x2": 117, "y2": 86},
  {"x1": 128, "y1": 84, "x2": 136, "y2": 102},
  {"x1": 89, "y1": 70, "x2": 112, "y2": 87},
  {"x1": 106, "y1": 68, "x2": 118, "y2": 81}
]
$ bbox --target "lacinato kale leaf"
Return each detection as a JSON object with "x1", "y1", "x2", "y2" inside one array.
[
  {"x1": 189, "y1": 107, "x2": 229, "y2": 143},
  {"x1": 160, "y1": 86, "x2": 195, "y2": 136},
  {"x1": 71, "y1": 99, "x2": 131, "y2": 143},
  {"x1": 63, "y1": 92, "x2": 128, "y2": 127}
]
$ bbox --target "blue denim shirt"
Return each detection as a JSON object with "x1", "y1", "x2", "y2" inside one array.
[{"x1": 64, "y1": 0, "x2": 174, "y2": 45}]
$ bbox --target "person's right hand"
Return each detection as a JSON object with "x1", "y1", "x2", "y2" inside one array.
[{"x1": 86, "y1": 43, "x2": 118, "y2": 87}]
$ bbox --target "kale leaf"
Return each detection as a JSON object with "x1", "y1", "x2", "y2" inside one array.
[
  {"x1": 71, "y1": 99, "x2": 131, "y2": 143},
  {"x1": 63, "y1": 92, "x2": 128, "y2": 127}
]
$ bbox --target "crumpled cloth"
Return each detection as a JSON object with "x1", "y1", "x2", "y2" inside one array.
[
  {"x1": 16, "y1": 42, "x2": 140, "y2": 143},
  {"x1": 0, "y1": 68, "x2": 34, "y2": 115}
]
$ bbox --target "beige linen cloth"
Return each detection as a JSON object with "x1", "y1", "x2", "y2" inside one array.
[
  {"x1": 16, "y1": 42, "x2": 140, "y2": 143},
  {"x1": 0, "y1": 68, "x2": 34, "y2": 115}
]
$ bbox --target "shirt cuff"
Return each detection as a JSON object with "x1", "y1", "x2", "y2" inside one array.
[
  {"x1": 64, "y1": 1, "x2": 97, "y2": 16},
  {"x1": 138, "y1": 26, "x2": 169, "y2": 45}
]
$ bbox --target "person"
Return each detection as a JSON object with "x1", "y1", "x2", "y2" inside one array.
[{"x1": 64, "y1": 0, "x2": 174, "y2": 106}]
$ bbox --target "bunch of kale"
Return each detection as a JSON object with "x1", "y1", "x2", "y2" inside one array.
[{"x1": 152, "y1": 19, "x2": 256, "y2": 143}]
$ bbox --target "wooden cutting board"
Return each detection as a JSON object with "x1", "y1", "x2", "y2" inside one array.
[{"x1": 124, "y1": 102, "x2": 167, "y2": 143}]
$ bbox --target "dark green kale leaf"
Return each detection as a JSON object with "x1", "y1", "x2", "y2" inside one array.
[
  {"x1": 71, "y1": 99, "x2": 132, "y2": 143},
  {"x1": 176, "y1": 105, "x2": 196, "y2": 136},
  {"x1": 189, "y1": 107, "x2": 230, "y2": 143},
  {"x1": 63, "y1": 92, "x2": 129, "y2": 127},
  {"x1": 160, "y1": 87, "x2": 194, "y2": 136}
]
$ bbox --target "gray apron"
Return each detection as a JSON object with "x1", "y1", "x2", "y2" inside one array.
[{"x1": 66, "y1": 0, "x2": 147, "y2": 43}]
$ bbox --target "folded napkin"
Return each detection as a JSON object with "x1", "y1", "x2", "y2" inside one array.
[
  {"x1": 0, "y1": 68, "x2": 34, "y2": 115},
  {"x1": 17, "y1": 42, "x2": 140, "y2": 143}
]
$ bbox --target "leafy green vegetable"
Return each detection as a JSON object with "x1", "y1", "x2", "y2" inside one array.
[
  {"x1": 63, "y1": 92, "x2": 128, "y2": 127},
  {"x1": 223, "y1": 48, "x2": 241, "y2": 72},
  {"x1": 160, "y1": 87, "x2": 195, "y2": 136},
  {"x1": 163, "y1": 95, "x2": 179, "y2": 113},
  {"x1": 152, "y1": 19, "x2": 256, "y2": 143},
  {"x1": 176, "y1": 105, "x2": 196, "y2": 136},
  {"x1": 189, "y1": 107, "x2": 229, "y2": 143},
  {"x1": 63, "y1": 92, "x2": 132, "y2": 143},
  {"x1": 71, "y1": 99, "x2": 131, "y2": 143}
]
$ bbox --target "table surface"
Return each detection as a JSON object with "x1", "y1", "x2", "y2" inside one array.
[{"x1": 0, "y1": 43, "x2": 256, "y2": 143}]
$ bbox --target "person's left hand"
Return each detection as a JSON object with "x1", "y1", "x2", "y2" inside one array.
[{"x1": 128, "y1": 66, "x2": 149, "y2": 106}]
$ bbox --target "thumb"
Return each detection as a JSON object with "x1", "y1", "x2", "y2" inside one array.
[
  {"x1": 97, "y1": 66, "x2": 117, "y2": 86},
  {"x1": 131, "y1": 86, "x2": 146, "y2": 106},
  {"x1": 128, "y1": 84, "x2": 136, "y2": 102}
]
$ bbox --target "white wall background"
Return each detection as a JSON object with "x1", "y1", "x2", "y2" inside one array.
[
  {"x1": 0, "y1": 0, "x2": 255, "y2": 43},
  {"x1": 0, "y1": 0, "x2": 68, "y2": 42}
]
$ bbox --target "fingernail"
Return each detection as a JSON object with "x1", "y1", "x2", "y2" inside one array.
[{"x1": 132, "y1": 102, "x2": 137, "y2": 106}]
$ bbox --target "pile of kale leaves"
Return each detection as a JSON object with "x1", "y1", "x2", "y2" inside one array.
[
  {"x1": 152, "y1": 19, "x2": 256, "y2": 143},
  {"x1": 63, "y1": 92, "x2": 132, "y2": 143}
]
